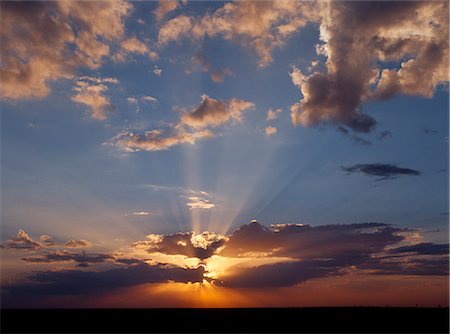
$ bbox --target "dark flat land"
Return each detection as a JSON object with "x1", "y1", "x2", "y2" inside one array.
[{"x1": 1, "y1": 307, "x2": 448, "y2": 333}]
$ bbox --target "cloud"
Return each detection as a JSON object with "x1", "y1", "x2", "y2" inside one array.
[
  {"x1": 266, "y1": 108, "x2": 282, "y2": 121},
  {"x1": 378, "y1": 130, "x2": 393, "y2": 140},
  {"x1": 111, "y1": 128, "x2": 214, "y2": 152},
  {"x1": 4, "y1": 229, "x2": 41, "y2": 250},
  {"x1": 220, "y1": 221, "x2": 403, "y2": 259},
  {"x1": 39, "y1": 235, "x2": 55, "y2": 247},
  {"x1": 265, "y1": 126, "x2": 277, "y2": 137},
  {"x1": 3, "y1": 222, "x2": 448, "y2": 297},
  {"x1": 142, "y1": 96, "x2": 158, "y2": 103},
  {"x1": 131, "y1": 211, "x2": 151, "y2": 216},
  {"x1": 158, "y1": 15, "x2": 192, "y2": 46},
  {"x1": 214, "y1": 221, "x2": 448, "y2": 287},
  {"x1": 114, "y1": 36, "x2": 158, "y2": 62},
  {"x1": 0, "y1": 1, "x2": 131, "y2": 100},
  {"x1": 153, "y1": 66, "x2": 162, "y2": 76},
  {"x1": 337, "y1": 126, "x2": 372, "y2": 146},
  {"x1": 22, "y1": 250, "x2": 112, "y2": 267},
  {"x1": 157, "y1": 1, "x2": 314, "y2": 67},
  {"x1": 186, "y1": 196, "x2": 215, "y2": 210},
  {"x1": 71, "y1": 77, "x2": 117, "y2": 120},
  {"x1": 3, "y1": 263, "x2": 205, "y2": 298},
  {"x1": 388, "y1": 243, "x2": 449, "y2": 255},
  {"x1": 289, "y1": 1, "x2": 449, "y2": 133},
  {"x1": 154, "y1": 0, "x2": 180, "y2": 22},
  {"x1": 111, "y1": 94, "x2": 254, "y2": 151},
  {"x1": 180, "y1": 94, "x2": 255, "y2": 129},
  {"x1": 341, "y1": 163, "x2": 421, "y2": 181},
  {"x1": 133, "y1": 231, "x2": 226, "y2": 260},
  {"x1": 191, "y1": 54, "x2": 233, "y2": 83},
  {"x1": 64, "y1": 240, "x2": 92, "y2": 248}
]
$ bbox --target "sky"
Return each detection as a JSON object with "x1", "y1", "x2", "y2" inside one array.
[{"x1": 0, "y1": 0, "x2": 449, "y2": 308}]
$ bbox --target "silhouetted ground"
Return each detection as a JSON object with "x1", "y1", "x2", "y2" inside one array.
[{"x1": 1, "y1": 307, "x2": 448, "y2": 333}]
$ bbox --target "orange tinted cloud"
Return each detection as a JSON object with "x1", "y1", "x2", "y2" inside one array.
[
  {"x1": 111, "y1": 94, "x2": 254, "y2": 151},
  {"x1": 0, "y1": 1, "x2": 131, "y2": 100}
]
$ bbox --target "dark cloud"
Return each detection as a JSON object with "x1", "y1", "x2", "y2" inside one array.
[
  {"x1": 221, "y1": 221, "x2": 402, "y2": 259},
  {"x1": 422, "y1": 128, "x2": 439, "y2": 135},
  {"x1": 388, "y1": 243, "x2": 449, "y2": 255},
  {"x1": 218, "y1": 259, "x2": 343, "y2": 288},
  {"x1": 22, "y1": 250, "x2": 113, "y2": 267},
  {"x1": 64, "y1": 239, "x2": 91, "y2": 248},
  {"x1": 216, "y1": 221, "x2": 448, "y2": 287},
  {"x1": 341, "y1": 163, "x2": 420, "y2": 181},
  {"x1": 2, "y1": 263, "x2": 205, "y2": 299},
  {"x1": 290, "y1": 1, "x2": 448, "y2": 133},
  {"x1": 337, "y1": 126, "x2": 372, "y2": 146}
]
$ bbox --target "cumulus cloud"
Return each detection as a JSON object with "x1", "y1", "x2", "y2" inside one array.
[
  {"x1": 4, "y1": 230, "x2": 41, "y2": 250},
  {"x1": 111, "y1": 94, "x2": 254, "y2": 151},
  {"x1": 289, "y1": 1, "x2": 449, "y2": 133},
  {"x1": 64, "y1": 240, "x2": 92, "y2": 248},
  {"x1": 180, "y1": 94, "x2": 255, "y2": 129},
  {"x1": 341, "y1": 163, "x2": 421, "y2": 181},
  {"x1": 265, "y1": 126, "x2": 277, "y2": 137},
  {"x1": 157, "y1": 1, "x2": 314, "y2": 67},
  {"x1": 133, "y1": 231, "x2": 226, "y2": 260},
  {"x1": 0, "y1": 0, "x2": 131, "y2": 100},
  {"x1": 266, "y1": 108, "x2": 282, "y2": 121},
  {"x1": 154, "y1": 0, "x2": 180, "y2": 22},
  {"x1": 71, "y1": 77, "x2": 118, "y2": 120}
]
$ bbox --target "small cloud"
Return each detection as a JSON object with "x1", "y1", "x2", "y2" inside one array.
[
  {"x1": 265, "y1": 126, "x2": 278, "y2": 137},
  {"x1": 186, "y1": 196, "x2": 215, "y2": 210},
  {"x1": 341, "y1": 163, "x2": 421, "y2": 181},
  {"x1": 127, "y1": 97, "x2": 138, "y2": 105},
  {"x1": 266, "y1": 108, "x2": 282, "y2": 121},
  {"x1": 39, "y1": 235, "x2": 55, "y2": 247},
  {"x1": 337, "y1": 126, "x2": 372, "y2": 146},
  {"x1": 153, "y1": 66, "x2": 162, "y2": 76},
  {"x1": 131, "y1": 211, "x2": 151, "y2": 216},
  {"x1": 64, "y1": 240, "x2": 92, "y2": 248},
  {"x1": 142, "y1": 96, "x2": 158, "y2": 103},
  {"x1": 71, "y1": 77, "x2": 118, "y2": 120}
]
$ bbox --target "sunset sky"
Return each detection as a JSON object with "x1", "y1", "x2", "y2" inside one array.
[{"x1": 1, "y1": 0, "x2": 449, "y2": 308}]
